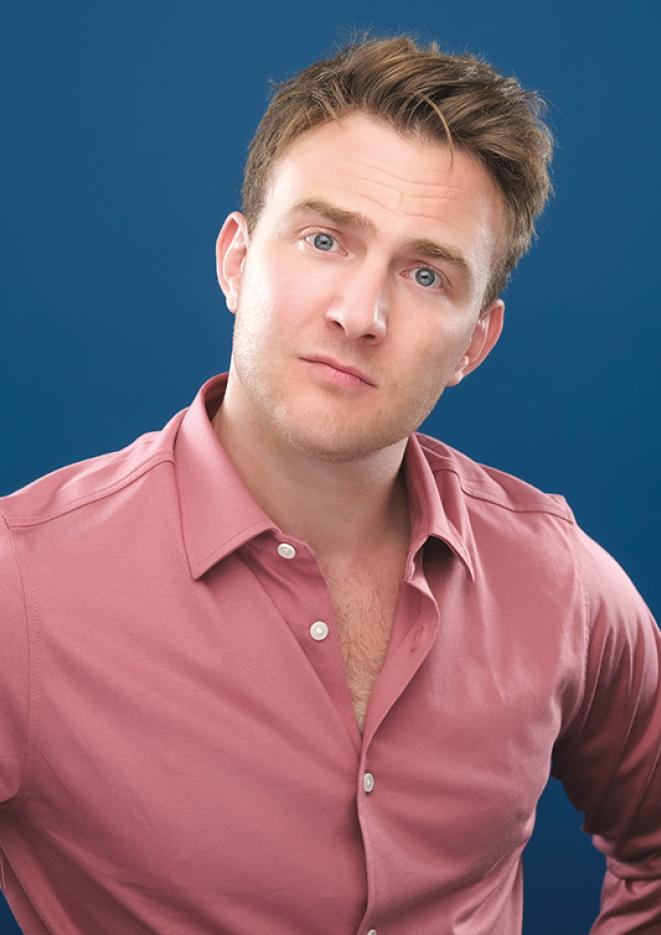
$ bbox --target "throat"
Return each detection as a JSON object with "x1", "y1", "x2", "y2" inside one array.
[{"x1": 321, "y1": 542, "x2": 408, "y2": 733}]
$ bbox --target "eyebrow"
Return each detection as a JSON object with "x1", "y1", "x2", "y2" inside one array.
[{"x1": 284, "y1": 197, "x2": 475, "y2": 289}]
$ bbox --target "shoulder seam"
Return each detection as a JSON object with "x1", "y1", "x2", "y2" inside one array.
[
  {"x1": 427, "y1": 464, "x2": 575, "y2": 523},
  {"x1": 3, "y1": 452, "x2": 175, "y2": 529}
]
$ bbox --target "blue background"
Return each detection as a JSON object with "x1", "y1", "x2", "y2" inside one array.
[{"x1": 2, "y1": 2, "x2": 659, "y2": 932}]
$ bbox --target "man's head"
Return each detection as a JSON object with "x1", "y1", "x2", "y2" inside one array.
[
  {"x1": 214, "y1": 35, "x2": 554, "y2": 466},
  {"x1": 241, "y1": 34, "x2": 554, "y2": 310}
]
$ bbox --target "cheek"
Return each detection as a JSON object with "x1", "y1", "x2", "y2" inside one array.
[
  {"x1": 234, "y1": 275, "x2": 280, "y2": 341},
  {"x1": 398, "y1": 328, "x2": 470, "y2": 395},
  {"x1": 240, "y1": 255, "x2": 318, "y2": 330},
  {"x1": 407, "y1": 324, "x2": 458, "y2": 369}
]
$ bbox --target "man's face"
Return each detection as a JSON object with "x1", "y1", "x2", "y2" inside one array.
[{"x1": 216, "y1": 112, "x2": 506, "y2": 464}]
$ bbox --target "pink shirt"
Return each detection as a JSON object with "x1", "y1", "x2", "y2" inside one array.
[{"x1": 1, "y1": 371, "x2": 659, "y2": 935}]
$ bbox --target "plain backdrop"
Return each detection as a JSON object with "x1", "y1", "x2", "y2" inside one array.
[{"x1": 1, "y1": 2, "x2": 659, "y2": 933}]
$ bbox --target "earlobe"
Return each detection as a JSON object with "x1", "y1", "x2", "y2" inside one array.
[
  {"x1": 447, "y1": 298, "x2": 505, "y2": 387},
  {"x1": 215, "y1": 211, "x2": 250, "y2": 313}
]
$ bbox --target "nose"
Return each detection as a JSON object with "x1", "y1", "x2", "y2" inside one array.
[{"x1": 324, "y1": 261, "x2": 389, "y2": 342}]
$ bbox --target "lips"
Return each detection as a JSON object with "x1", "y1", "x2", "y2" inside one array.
[{"x1": 302, "y1": 356, "x2": 375, "y2": 386}]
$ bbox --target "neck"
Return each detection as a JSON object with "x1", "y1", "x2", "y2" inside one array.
[{"x1": 211, "y1": 389, "x2": 411, "y2": 564}]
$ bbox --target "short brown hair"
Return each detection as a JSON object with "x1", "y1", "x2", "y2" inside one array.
[{"x1": 241, "y1": 33, "x2": 554, "y2": 309}]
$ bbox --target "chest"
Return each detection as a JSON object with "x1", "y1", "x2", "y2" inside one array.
[{"x1": 322, "y1": 559, "x2": 406, "y2": 732}]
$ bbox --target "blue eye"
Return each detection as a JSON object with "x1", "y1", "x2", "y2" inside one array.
[
  {"x1": 414, "y1": 267, "x2": 439, "y2": 288},
  {"x1": 311, "y1": 232, "x2": 335, "y2": 251}
]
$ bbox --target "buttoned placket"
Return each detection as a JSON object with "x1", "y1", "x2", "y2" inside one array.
[{"x1": 272, "y1": 541, "x2": 438, "y2": 935}]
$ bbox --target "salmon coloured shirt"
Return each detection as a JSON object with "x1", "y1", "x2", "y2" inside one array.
[{"x1": 0, "y1": 370, "x2": 659, "y2": 934}]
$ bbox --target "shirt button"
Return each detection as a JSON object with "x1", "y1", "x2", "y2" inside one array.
[
  {"x1": 363, "y1": 772, "x2": 375, "y2": 793},
  {"x1": 367, "y1": 929, "x2": 377, "y2": 934},
  {"x1": 309, "y1": 620, "x2": 329, "y2": 641},
  {"x1": 277, "y1": 542, "x2": 296, "y2": 559}
]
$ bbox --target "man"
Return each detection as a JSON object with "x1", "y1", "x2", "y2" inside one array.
[{"x1": 0, "y1": 34, "x2": 659, "y2": 935}]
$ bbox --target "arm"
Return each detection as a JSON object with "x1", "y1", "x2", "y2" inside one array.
[{"x1": 551, "y1": 524, "x2": 661, "y2": 934}]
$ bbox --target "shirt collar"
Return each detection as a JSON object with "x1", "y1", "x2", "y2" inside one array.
[
  {"x1": 174, "y1": 372, "x2": 475, "y2": 582},
  {"x1": 402, "y1": 428, "x2": 476, "y2": 582}
]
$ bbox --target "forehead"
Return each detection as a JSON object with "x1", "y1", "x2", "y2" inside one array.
[{"x1": 261, "y1": 113, "x2": 505, "y2": 287}]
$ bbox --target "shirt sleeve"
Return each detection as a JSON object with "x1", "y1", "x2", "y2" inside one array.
[
  {"x1": 0, "y1": 511, "x2": 29, "y2": 809},
  {"x1": 550, "y1": 523, "x2": 661, "y2": 934}
]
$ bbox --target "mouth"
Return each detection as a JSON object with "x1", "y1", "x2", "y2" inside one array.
[{"x1": 301, "y1": 356, "x2": 375, "y2": 387}]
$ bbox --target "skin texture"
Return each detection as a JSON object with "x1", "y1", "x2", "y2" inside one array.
[{"x1": 212, "y1": 112, "x2": 506, "y2": 563}]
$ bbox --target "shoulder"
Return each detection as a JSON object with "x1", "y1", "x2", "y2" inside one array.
[
  {"x1": 414, "y1": 430, "x2": 656, "y2": 622},
  {"x1": 416, "y1": 431, "x2": 656, "y2": 631},
  {"x1": 0, "y1": 408, "x2": 185, "y2": 532},
  {"x1": 416, "y1": 430, "x2": 574, "y2": 523}
]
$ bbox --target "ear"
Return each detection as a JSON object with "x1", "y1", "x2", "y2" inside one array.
[
  {"x1": 446, "y1": 298, "x2": 505, "y2": 387},
  {"x1": 215, "y1": 211, "x2": 250, "y2": 313}
]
